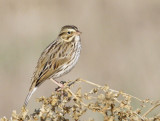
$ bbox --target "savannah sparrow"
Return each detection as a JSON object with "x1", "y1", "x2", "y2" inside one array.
[{"x1": 24, "y1": 25, "x2": 82, "y2": 106}]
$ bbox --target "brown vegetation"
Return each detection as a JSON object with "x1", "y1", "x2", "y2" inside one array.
[{"x1": 1, "y1": 79, "x2": 160, "y2": 121}]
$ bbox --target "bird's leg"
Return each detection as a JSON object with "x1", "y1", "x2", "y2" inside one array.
[{"x1": 50, "y1": 78, "x2": 64, "y2": 91}]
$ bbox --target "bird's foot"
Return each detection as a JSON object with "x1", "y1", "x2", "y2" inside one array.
[{"x1": 60, "y1": 81, "x2": 66, "y2": 84}]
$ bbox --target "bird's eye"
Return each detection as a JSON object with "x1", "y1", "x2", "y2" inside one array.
[{"x1": 67, "y1": 31, "x2": 71, "y2": 34}]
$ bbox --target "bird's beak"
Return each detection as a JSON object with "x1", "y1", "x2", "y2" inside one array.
[{"x1": 76, "y1": 31, "x2": 82, "y2": 35}]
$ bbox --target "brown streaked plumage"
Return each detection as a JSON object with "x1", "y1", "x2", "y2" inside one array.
[{"x1": 24, "y1": 25, "x2": 81, "y2": 106}]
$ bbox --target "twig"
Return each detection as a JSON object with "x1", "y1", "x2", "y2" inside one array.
[
  {"x1": 78, "y1": 78, "x2": 142, "y2": 102},
  {"x1": 77, "y1": 78, "x2": 101, "y2": 88},
  {"x1": 114, "y1": 98, "x2": 144, "y2": 120},
  {"x1": 77, "y1": 78, "x2": 145, "y2": 120},
  {"x1": 66, "y1": 88, "x2": 87, "y2": 107},
  {"x1": 143, "y1": 103, "x2": 160, "y2": 117},
  {"x1": 109, "y1": 89, "x2": 142, "y2": 102}
]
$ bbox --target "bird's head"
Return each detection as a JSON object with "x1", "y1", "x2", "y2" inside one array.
[{"x1": 59, "y1": 25, "x2": 81, "y2": 42}]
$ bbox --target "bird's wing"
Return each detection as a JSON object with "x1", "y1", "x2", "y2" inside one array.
[
  {"x1": 29, "y1": 41, "x2": 72, "y2": 91},
  {"x1": 35, "y1": 56, "x2": 70, "y2": 87}
]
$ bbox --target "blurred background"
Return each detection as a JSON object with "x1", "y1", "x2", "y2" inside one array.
[{"x1": 0, "y1": 0, "x2": 160, "y2": 119}]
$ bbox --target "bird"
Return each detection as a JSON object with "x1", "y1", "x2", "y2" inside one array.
[{"x1": 23, "y1": 25, "x2": 82, "y2": 107}]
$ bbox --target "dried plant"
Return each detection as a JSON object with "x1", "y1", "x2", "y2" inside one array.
[{"x1": 1, "y1": 78, "x2": 160, "y2": 121}]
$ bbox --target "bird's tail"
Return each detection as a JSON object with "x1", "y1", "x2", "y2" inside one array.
[{"x1": 23, "y1": 87, "x2": 37, "y2": 107}]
